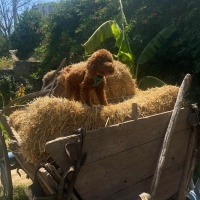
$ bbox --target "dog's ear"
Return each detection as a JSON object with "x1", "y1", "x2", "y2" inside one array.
[
  {"x1": 87, "y1": 49, "x2": 114, "y2": 77},
  {"x1": 87, "y1": 52, "x2": 100, "y2": 77}
]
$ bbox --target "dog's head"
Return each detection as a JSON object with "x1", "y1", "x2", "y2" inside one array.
[{"x1": 87, "y1": 49, "x2": 114, "y2": 77}]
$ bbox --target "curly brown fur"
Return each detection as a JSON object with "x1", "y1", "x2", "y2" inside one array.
[
  {"x1": 91, "y1": 60, "x2": 137, "y2": 104},
  {"x1": 52, "y1": 49, "x2": 115, "y2": 106}
]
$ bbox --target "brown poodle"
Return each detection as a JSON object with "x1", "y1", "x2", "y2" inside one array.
[{"x1": 52, "y1": 49, "x2": 115, "y2": 106}]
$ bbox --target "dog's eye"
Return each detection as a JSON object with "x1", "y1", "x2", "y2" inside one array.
[{"x1": 108, "y1": 68, "x2": 114, "y2": 73}]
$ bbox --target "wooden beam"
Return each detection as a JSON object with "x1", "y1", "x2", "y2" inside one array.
[{"x1": 150, "y1": 74, "x2": 191, "y2": 199}]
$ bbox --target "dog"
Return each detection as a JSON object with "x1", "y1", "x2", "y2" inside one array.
[{"x1": 52, "y1": 49, "x2": 115, "y2": 106}]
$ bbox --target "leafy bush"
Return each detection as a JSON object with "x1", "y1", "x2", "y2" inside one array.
[
  {"x1": 125, "y1": 0, "x2": 200, "y2": 83},
  {"x1": 0, "y1": 74, "x2": 34, "y2": 108},
  {"x1": 0, "y1": 35, "x2": 10, "y2": 57},
  {"x1": 83, "y1": 0, "x2": 177, "y2": 89},
  {"x1": 35, "y1": 0, "x2": 119, "y2": 76},
  {"x1": 0, "y1": 57, "x2": 13, "y2": 69},
  {"x1": 0, "y1": 74, "x2": 15, "y2": 107},
  {"x1": 10, "y1": 10, "x2": 44, "y2": 60}
]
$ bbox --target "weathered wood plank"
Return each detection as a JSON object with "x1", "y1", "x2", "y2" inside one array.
[
  {"x1": 150, "y1": 74, "x2": 191, "y2": 199},
  {"x1": 75, "y1": 130, "x2": 190, "y2": 199},
  {"x1": 82, "y1": 108, "x2": 192, "y2": 164},
  {"x1": 104, "y1": 163, "x2": 185, "y2": 200},
  {"x1": 177, "y1": 126, "x2": 198, "y2": 200}
]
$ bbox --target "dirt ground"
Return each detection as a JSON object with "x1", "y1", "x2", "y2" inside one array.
[{"x1": 11, "y1": 169, "x2": 32, "y2": 186}]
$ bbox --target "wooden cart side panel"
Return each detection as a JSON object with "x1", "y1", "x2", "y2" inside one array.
[
  {"x1": 76, "y1": 130, "x2": 191, "y2": 199},
  {"x1": 104, "y1": 163, "x2": 185, "y2": 200},
  {"x1": 82, "y1": 108, "x2": 191, "y2": 164},
  {"x1": 75, "y1": 108, "x2": 192, "y2": 200}
]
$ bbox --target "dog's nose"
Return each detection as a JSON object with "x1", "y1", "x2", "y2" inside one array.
[{"x1": 104, "y1": 68, "x2": 114, "y2": 76}]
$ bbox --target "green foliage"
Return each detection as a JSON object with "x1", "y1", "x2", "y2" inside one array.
[
  {"x1": 0, "y1": 75, "x2": 34, "y2": 108},
  {"x1": 116, "y1": 0, "x2": 200, "y2": 95},
  {"x1": 12, "y1": 0, "x2": 199, "y2": 102},
  {"x1": 13, "y1": 185, "x2": 28, "y2": 200},
  {"x1": 36, "y1": 1, "x2": 81, "y2": 74},
  {"x1": 35, "y1": 0, "x2": 119, "y2": 76},
  {"x1": 15, "y1": 77, "x2": 34, "y2": 95},
  {"x1": 0, "y1": 35, "x2": 10, "y2": 57},
  {"x1": 0, "y1": 185, "x2": 28, "y2": 200},
  {"x1": 137, "y1": 25, "x2": 177, "y2": 66},
  {"x1": 83, "y1": 20, "x2": 121, "y2": 55},
  {"x1": 0, "y1": 74, "x2": 15, "y2": 107},
  {"x1": 83, "y1": 0, "x2": 134, "y2": 74},
  {"x1": 126, "y1": 0, "x2": 200, "y2": 83},
  {"x1": 138, "y1": 76, "x2": 166, "y2": 90},
  {"x1": 83, "y1": 0, "x2": 176, "y2": 89},
  {"x1": 115, "y1": 0, "x2": 133, "y2": 66},
  {"x1": 83, "y1": 19, "x2": 133, "y2": 67},
  {"x1": 10, "y1": 10, "x2": 44, "y2": 60},
  {"x1": 135, "y1": 24, "x2": 178, "y2": 86},
  {"x1": 0, "y1": 57, "x2": 13, "y2": 69}
]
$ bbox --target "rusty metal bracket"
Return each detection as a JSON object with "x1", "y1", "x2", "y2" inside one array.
[
  {"x1": 57, "y1": 128, "x2": 86, "y2": 200},
  {"x1": 33, "y1": 162, "x2": 46, "y2": 182}
]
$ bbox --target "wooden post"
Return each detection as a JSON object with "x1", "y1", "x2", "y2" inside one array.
[
  {"x1": 150, "y1": 74, "x2": 192, "y2": 199},
  {"x1": 177, "y1": 108, "x2": 199, "y2": 199},
  {"x1": 132, "y1": 103, "x2": 139, "y2": 120},
  {"x1": 41, "y1": 58, "x2": 66, "y2": 91}
]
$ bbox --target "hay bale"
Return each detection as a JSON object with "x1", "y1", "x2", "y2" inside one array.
[
  {"x1": 71, "y1": 60, "x2": 137, "y2": 103},
  {"x1": 43, "y1": 60, "x2": 136, "y2": 104},
  {"x1": 9, "y1": 85, "x2": 179, "y2": 164}
]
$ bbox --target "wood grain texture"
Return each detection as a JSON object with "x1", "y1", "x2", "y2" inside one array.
[
  {"x1": 82, "y1": 108, "x2": 191, "y2": 164},
  {"x1": 103, "y1": 163, "x2": 185, "y2": 200},
  {"x1": 73, "y1": 106, "x2": 192, "y2": 200},
  {"x1": 177, "y1": 127, "x2": 198, "y2": 200},
  {"x1": 76, "y1": 132, "x2": 189, "y2": 199},
  {"x1": 150, "y1": 74, "x2": 191, "y2": 199},
  {"x1": 8, "y1": 107, "x2": 193, "y2": 199}
]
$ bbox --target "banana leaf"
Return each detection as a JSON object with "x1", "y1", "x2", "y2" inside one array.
[
  {"x1": 138, "y1": 76, "x2": 166, "y2": 90},
  {"x1": 116, "y1": 0, "x2": 128, "y2": 27},
  {"x1": 83, "y1": 19, "x2": 132, "y2": 62},
  {"x1": 137, "y1": 24, "x2": 177, "y2": 65},
  {"x1": 83, "y1": 20, "x2": 121, "y2": 54},
  {"x1": 117, "y1": 50, "x2": 133, "y2": 62}
]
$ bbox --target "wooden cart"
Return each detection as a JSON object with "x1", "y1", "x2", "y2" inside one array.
[{"x1": 0, "y1": 73, "x2": 199, "y2": 200}]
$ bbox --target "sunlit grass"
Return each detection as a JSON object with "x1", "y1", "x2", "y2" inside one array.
[
  {"x1": 0, "y1": 57, "x2": 13, "y2": 69},
  {"x1": 13, "y1": 185, "x2": 28, "y2": 200},
  {"x1": 0, "y1": 185, "x2": 28, "y2": 200}
]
